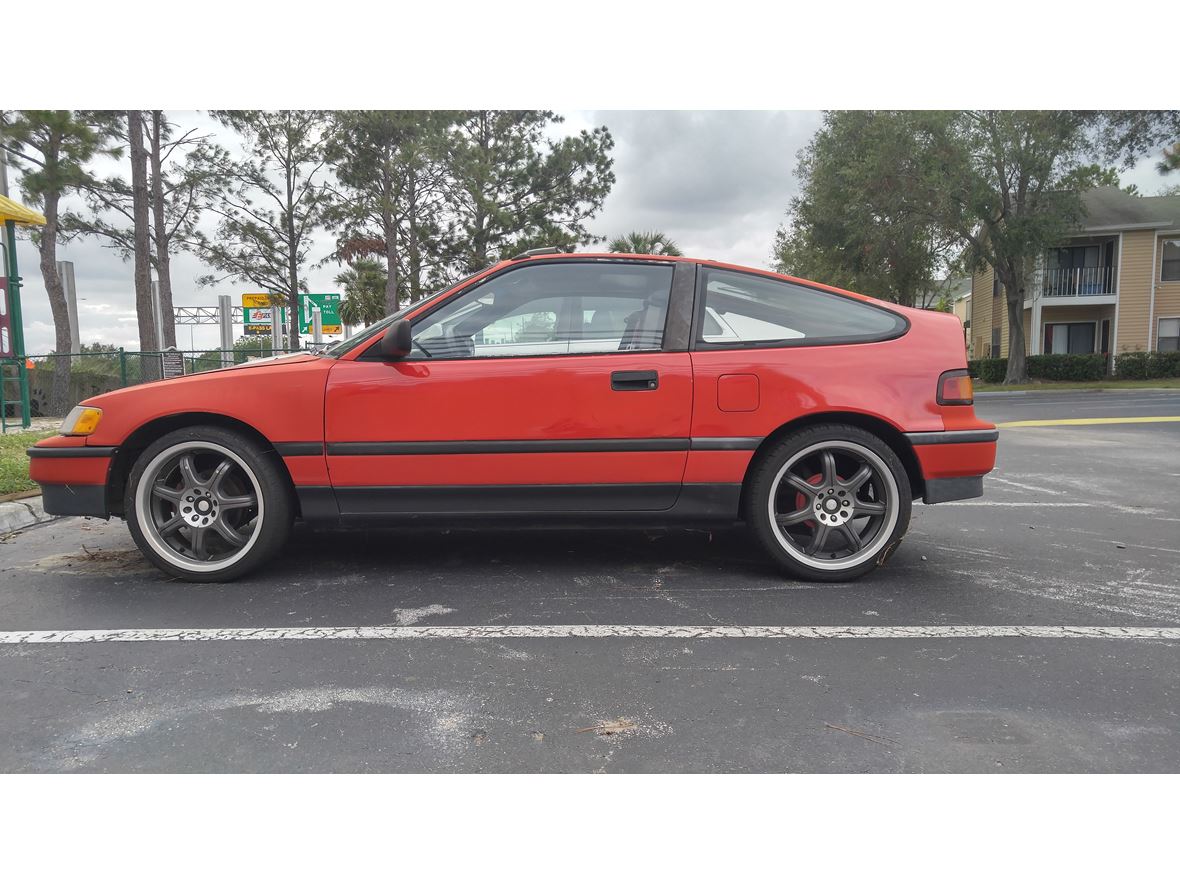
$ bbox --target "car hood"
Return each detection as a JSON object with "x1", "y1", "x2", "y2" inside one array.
[{"x1": 79, "y1": 353, "x2": 326, "y2": 409}]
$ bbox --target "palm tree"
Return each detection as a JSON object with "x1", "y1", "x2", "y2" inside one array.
[
  {"x1": 334, "y1": 258, "x2": 389, "y2": 327},
  {"x1": 607, "y1": 231, "x2": 683, "y2": 257}
]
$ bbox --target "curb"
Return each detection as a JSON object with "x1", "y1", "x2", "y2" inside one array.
[{"x1": 0, "y1": 496, "x2": 54, "y2": 535}]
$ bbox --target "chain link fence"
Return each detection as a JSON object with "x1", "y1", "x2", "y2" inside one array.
[{"x1": 2, "y1": 345, "x2": 304, "y2": 423}]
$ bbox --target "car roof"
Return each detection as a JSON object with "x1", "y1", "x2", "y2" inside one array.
[{"x1": 503, "y1": 252, "x2": 902, "y2": 311}]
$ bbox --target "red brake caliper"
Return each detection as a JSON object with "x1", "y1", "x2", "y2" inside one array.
[{"x1": 795, "y1": 472, "x2": 824, "y2": 530}]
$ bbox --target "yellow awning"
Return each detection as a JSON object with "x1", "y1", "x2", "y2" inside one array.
[{"x1": 0, "y1": 194, "x2": 46, "y2": 226}]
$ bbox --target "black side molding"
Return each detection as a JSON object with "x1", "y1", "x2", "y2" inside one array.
[
  {"x1": 327, "y1": 438, "x2": 693, "y2": 455},
  {"x1": 906, "y1": 430, "x2": 999, "y2": 446},
  {"x1": 274, "y1": 442, "x2": 325, "y2": 457},
  {"x1": 26, "y1": 446, "x2": 118, "y2": 459},
  {"x1": 923, "y1": 475, "x2": 984, "y2": 504},
  {"x1": 689, "y1": 437, "x2": 761, "y2": 451}
]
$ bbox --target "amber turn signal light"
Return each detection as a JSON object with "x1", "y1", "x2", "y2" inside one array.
[
  {"x1": 59, "y1": 406, "x2": 103, "y2": 436},
  {"x1": 937, "y1": 370, "x2": 973, "y2": 406}
]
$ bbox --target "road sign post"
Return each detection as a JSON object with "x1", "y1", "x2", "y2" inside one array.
[{"x1": 312, "y1": 305, "x2": 323, "y2": 345}]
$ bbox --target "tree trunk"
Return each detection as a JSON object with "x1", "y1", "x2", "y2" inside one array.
[
  {"x1": 382, "y1": 190, "x2": 399, "y2": 313},
  {"x1": 385, "y1": 229, "x2": 400, "y2": 313},
  {"x1": 285, "y1": 165, "x2": 301, "y2": 350},
  {"x1": 37, "y1": 191, "x2": 73, "y2": 416},
  {"x1": 149, "y1": 111, "x2": 177, "y2": 348},
  {"x1": 129, "y1": 112, "x2": 159, "y2": 381},
  {"x1": 406, "y1": 178, "x2": 422, "y2": 303},
  {"x1": 1001, "y1": 265, "x2": 1028, "y2": 384}
]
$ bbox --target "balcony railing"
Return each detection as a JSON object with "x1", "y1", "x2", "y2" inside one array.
[{"x1": 1042, "y1": 265, "x2": 1116, "y2": 297}]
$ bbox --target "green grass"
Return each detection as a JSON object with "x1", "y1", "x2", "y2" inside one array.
[
  {"x1": 975, "y1": 378, "x2": 1180, "y2": 392},
  {"x1": 0, "y1": 431, "x2": 53, "y2": 497}
]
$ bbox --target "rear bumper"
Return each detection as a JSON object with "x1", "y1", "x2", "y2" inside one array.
[
  {"x1": 922, "y1": 475, "x2": 984, "y2": 504},
  {"x1": 905, "y1": 428, "x2": 998, "y2": 504},
  {"x1": 27, "y1": 443, "x2": 116, "y2": 518}
]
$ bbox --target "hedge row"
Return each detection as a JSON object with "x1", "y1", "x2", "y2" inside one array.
[
  {"x1": 967, "y1": 353, "x2": 1107, "y2": 383},
  {"x1": 1114, "y1": 350, "x2": 1180, "y2": 380}
]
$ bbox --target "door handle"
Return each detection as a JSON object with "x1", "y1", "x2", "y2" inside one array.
[{"x1": 611, "y1": 370, "x2": 659, "y2": 391}]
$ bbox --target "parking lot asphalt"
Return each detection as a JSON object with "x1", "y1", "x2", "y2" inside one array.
[{"x1": 1, "y1": 389, "x2": 1178, "y2": 772}]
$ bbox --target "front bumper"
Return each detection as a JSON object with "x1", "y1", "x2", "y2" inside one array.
[{"x1": 27, "y1": 442, "x2": 116, "y2": 518}]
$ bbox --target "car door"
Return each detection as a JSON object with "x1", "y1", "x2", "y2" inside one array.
[{"x1": 323, "y1": 259, "x2": 694, "y2": 516}]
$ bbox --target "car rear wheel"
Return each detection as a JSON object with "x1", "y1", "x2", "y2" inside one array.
[
  {"x1": 125, "y1": 426, "x2": 292, "y2": 582},
  {"x1": 746, "y1": 424, "x2": 911, "y2": 582}
]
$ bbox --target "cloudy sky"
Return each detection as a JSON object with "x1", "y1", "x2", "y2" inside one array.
[{"x1": 6, "y1": 110, "x2": 1175, "y2": 354}]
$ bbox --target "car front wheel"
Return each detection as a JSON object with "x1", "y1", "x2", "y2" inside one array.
[
  {"x1": 125, "y1": 426, "x2": 293, "y2": 582},
  {"x1": 746, "y1": 424, "x2": 911, "y2": 582}
]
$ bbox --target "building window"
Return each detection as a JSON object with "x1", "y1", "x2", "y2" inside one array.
[
  {"x1": 992, "y1": 277, "x2": 1001, "y2": 298},
  {"x1": 1161, "y1": 240, "x2": 1180, "y2": 282},
  {"x1": 990, "y1": 327, "x2": 1000, "y2": 357},
  {"x1": 1043, "y1": 322, "x2": 1096, "y2": 355},
  {"x1": 1159, "y1": 317, "x2": 1180, "y2": 352}
]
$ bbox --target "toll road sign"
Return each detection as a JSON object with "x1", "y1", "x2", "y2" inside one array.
[{"x1": 299, "y1": 293, "x2": 342, "y2": 335}]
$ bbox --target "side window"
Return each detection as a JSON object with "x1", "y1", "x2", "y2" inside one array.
[
  {"x1": 696, "y1": 269, "x2": 905, "y2": 347},
  {"x1": 410, "y1": 262, "x2": 673, "y2": 360}
]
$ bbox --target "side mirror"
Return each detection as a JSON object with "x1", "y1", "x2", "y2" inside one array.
[{"x1": 381, "y1": 320, "x2": 413, "y2": 360}]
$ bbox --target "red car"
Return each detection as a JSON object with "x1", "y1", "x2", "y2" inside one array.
[{"x1": 29, "y1": 251, "x2": 996, "y2": 582}]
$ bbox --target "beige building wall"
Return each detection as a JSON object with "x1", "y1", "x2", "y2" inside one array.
[
  {"x1": 1150, "y1": 233, "x2": 1180, "y2": 349},
  {"x1": 1115, "y1": 229, "x2": 1155, "y2": 353},
  {"x1": 969, "y1": 267, "x2": 994, "y2": 358},
  {"x1": 964, "y1": 226, "x2": 1179, "y2": 358}
]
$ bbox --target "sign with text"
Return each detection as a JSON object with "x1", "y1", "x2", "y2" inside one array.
[
  {"x1": 242, "y1": 293, "x2": 286, "y2": 336},
  {"x1": 298, "y1": 293, "x2": 342, "y2": 335}
]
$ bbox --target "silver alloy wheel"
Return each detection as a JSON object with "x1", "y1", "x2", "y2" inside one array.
[
  {"x1": 134, "y1": 441, "x2": 265, "y2": 574},
  {"x1": 767, "y1": 440, "x2": 900, "y2": 572}
]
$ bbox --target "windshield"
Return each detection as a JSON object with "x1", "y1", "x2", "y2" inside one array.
[{"x1": 322, "y1": 274, "x2": 482, "y2": 358}]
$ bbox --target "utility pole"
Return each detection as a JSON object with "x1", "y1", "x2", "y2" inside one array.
[
  {"x1": 57, "y1": 260, "x2": 80, "y2": 361},
  {"x1": 151, "y1": 280, "x2": 164, "y2": 351},
  {"x1": 217, "y1": 294, "x2": 233, "y2": 368}
]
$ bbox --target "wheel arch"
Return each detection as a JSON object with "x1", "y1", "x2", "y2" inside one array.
[
  {"x1": 107, "y1": 412, "x2": 297, "y2": 518},
  {"x1": 738, "y1": 411, "x2": 924, "y2": 515}
]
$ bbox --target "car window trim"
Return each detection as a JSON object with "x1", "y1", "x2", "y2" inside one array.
[
  {"x1": 360, "y1": 257, "x2": 682, "y2": 363},
  {"x1": 689, "y1": 265, "x2": 910, "y2": 352}
]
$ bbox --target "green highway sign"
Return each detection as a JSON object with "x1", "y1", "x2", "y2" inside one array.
[{"x1": 299, "y1": 293, "x2": 342, "y2": 335}]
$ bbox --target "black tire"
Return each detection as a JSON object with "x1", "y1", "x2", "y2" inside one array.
[
  {"x1": 745, "y1": 423, "x2": 911, "y2": 582},
  {"x1": 124, "y1": 425, "x2": 293, "y2": 582}
]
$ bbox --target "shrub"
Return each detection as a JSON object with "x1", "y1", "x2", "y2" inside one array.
[
  {"x1": 1116, "y1": 352, "x2": 1151, "y2": 379},
  {"x1": 968, "y1": 358, "x2": 1007, "y2": 383},
  {"x1": 1149, "y1": 350, "x2": 1180, "y2": 378},
  {"x1": 1025, "y1": 353, "x2": 1106, "y2": 382},
  {"x1": 1116, "y1": 351, "x2": 1180, "y2": 379}
]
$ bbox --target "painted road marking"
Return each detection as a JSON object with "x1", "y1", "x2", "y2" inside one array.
[
  {"x1": 0, "y1": 625, "x2": 1178, "y2": 644},
  {"x1": 936, "y1": 502, "x2": 1090, "y2": 507},
  {"x1": 997, "y1": 416, "x2": 1180, "y2": 428}
]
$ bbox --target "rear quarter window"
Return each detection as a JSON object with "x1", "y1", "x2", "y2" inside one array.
[{"x1": 697, "y1": 268, "x2": 906, "y2": 348}]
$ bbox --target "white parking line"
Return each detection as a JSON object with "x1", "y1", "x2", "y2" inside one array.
[
  {"x1": 0, "y1": 625, "x2": 1178, "y2": 643},
  {"x1": 935, "y1": 502, "x2": 1091, "y2": 507}
]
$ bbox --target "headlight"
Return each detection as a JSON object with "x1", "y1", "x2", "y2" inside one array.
[{"x1": 60, "y1": 406, "x2": 103, "y2": 436}]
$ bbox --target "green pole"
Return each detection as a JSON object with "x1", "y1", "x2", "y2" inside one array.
[
  {"x1": 118, "y1": 347, "x2": 127, "y2": 387},
  {"x1": 4, "y1": 219, "x2": 30, "y2": 428}
]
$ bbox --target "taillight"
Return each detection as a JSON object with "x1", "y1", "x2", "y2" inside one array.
[{"x1": 937, "y1": 369, "x2": 973, "y2": 406}]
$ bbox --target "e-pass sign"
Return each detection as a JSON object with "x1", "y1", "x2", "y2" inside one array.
[{"x1": 242, "y1": 294, "x2": 285, "y2": 335}]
